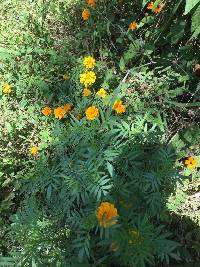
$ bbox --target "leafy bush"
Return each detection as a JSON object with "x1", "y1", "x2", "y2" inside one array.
[{"x1": 0, "y1": 0, "x2": 200, "y2": 266}]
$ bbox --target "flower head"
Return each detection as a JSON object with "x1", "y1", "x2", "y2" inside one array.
[
  {"x1": 110, "y1": 241, "x2": 119, "y2": 252},
  {"x1": 87, "y1": 0, "x2": 96, "y2": 7},
  {"x1": 83, "y1": 56, "x2": 96, "y2": 69},
  {"x1": 41, "y1": 106, "x2": 52, "y2": 116},
  {"x1": 147, "y1": 1, "x2": 154, "y2": 10},
  {"x1": 184, "y1": 156, "x2": 197, "y2": 169},
  {"x1": 85, "y1": 106, "x2": 99, "y2": 120},
  {"x1": 83, "y1": 88, "x2": 92, "y2": 96},
  {"x1": 2, "y1": 83, "x2": 12, "y2": 94},
  {"x1": 129, "y1": 229, "x2": 143, "y2": 245},
  {"x1": 31, "y1": 146, "x2": 38, "y2": 156},
  {"x1": 96, "y1": 202, "x2": 118, "y2": 228},
  {"x1": 82, "y1": 9, "x2": 90, "y2": 21},
  {"x1": 63, "y1": 103, "x2": 72, "y2": 113},
  {"x1": 54, "y1": 106, "x2": 66, "y2": 120},
  {"x1": 154, "y1": 4, "x2": 161, "y2": 14},
  {"x1": 80, "y1": 71, "x2": 96, "y2": 87},
  {"x1": 129, "y1": 21, "x2": 138, "y2": 30},
  {"x1": 63, "y1": 74, "x2": 69, "y2": 80},
  {"x1": 75, "y1": 113, "x2": 82, "y2": 120},
  {"x1": 112, "y1": 100, "x2": 126, "y2": 114},
  {"x1": 96, "y1": 88, "x2": 107, "y2": 98}
]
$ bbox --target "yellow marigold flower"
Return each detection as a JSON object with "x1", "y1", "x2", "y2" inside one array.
[
  {"x1": 2, "y1": 83, "x2": 12, "y2": 94},
  {"x1": 63, "y1": 74, "x2": 69, "y2": 80},
  {"x1": 184, "y1": 156, "x2": 197, "y2": 169},
  {"x1": 112, "y1": 100, "x2": 126, "y2": 114},
  {"x1": 41, "y1": 106, "x2": 52, "y2": 116},
  {"x1": 96, "y1": 88, "x2": 107, "y2": 98},
  {"x1": 83, "y1": 56, "x2": 96, "y2": 69},
  {"x1": 54, "y1": 106, "x2": 66, "y2": 120},
  {"x1": 147, "y1": 1, "x2": 154, "y2": 10},
  {"x1": 96, "y1": 202, "x2": 118, "y2": 228},
  {"x1": 87, "y1": 0, "x2": 96, "y2": 7},
  {"x1": 82, "y1": 8, "x2": 90, "y2": 21},
  {"x1": 63, "y1": 103, "x2": 72, "y2": 113},
  {"x1": 31, "y1": 146, "x2": 38, "y2": 156},
  {"x1": 85, "y1": 106, "x2": 99, "y2": 120},
  {"x1": 129, "y1": 21, "x2": 138, "y2": 30},
  {"x1": 154, "y1": 4, "x2": 161, "y2": 14},
  {"x1": 110, "y1": 241, "x2": 119, "y2": 252},
  {"x1": 83, "y1": 88, "x2": 92, "y2": 96},
  {"x1": 80, "y1": 71, "x2": 96, "y2": 87}
]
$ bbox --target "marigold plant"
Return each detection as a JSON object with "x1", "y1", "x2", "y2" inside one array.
[
  {"x1": 147, "y1": 1, "x2": 154, "y2": 10},
  {"x1": 82, "y1": 8, "x2": 90, "y2": 21},
  {"x1": 83, "y1": 88, "x2": 92, "y2": 96},
  {"x1": 129, "y1": 21, "x2": 138, "y2": 30},
  {"x1": 54, "y1": 106, "x2": 66, "y2": 120},
  {"x1": 154, "y1": 4, "x2": 161, "y2": 14},
  {"x1": 41, "y1": 106, "x2": 52, "y2": 116},
  {"x1": 80, "y1": 71, "x2": 96, "y2": 87},
  {"x1": 184, "y1": 156, "x2": 197, "y2": 169},
  {"x1": 112, "y1": 100, "x2": 126, "y2": 114},
  {"x1": 83, "y1": 56, "x2": 96, "y2": 69},
  {"x1": 63, "y1": 74, "x2": 69, "y2": 80},
  {"x1": 87, "y1": 0, "x2": 96, "y2": 7},
  {"x1": 63, "y1": 103, "x2": 72, "y2": 113},
  {"x1": 96, "y1": 88, "x2": 107, "y2": 98},
  {"x1": 2, "y1": 83, "x2": 12, "y2": 94},
  {"x1": 85, "y1": 106, "x2": 99, "y2": 120},
  {"x1": 96, "y1": 202, "x2": 118, "y2": 228},
  {"x1": 31, "y1": 146, "x2": 38, "y2": 156},
  {"x1": 110, "y1": 241, "x2": 119, "y2": 252}
]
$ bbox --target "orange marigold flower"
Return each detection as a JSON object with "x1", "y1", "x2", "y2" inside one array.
[
  {"x1": 83, "y1": 88, "x2": 92, "y2": 96},
  {"x1": 129, "y1": 21, "x2": 138, "y2": 30},
  {"x1": 54, "y1": 106, "x2": 66, "y2": 120},
  {"x1": 96, "y1": 88, "x2": 107, "y2": 98},
  {"x1": 2, "y1": 83, "x2": 12, "y2": 94},
  {"x1": 154, "y1": 4, "x2": 161, "y2": 14},
  {"x1": 112, "y1": 100, "x2": 126, "y2": 114},
  {"x1": 83, "y1": 56, "x2": 96, "y2": 69},
  {"x1": 31, "y1": 146, "x2": 38, "y2": 156},
  {"x1": 63, "y1": 74, "x2": 69, "y2": 80},
  {"x1": 82, "y1": 8, "x2": 90, "y2": 21},
  {"x1": 87, "y1": 0, "x2": 96, "y2": 7},
  {"x1": 96, "y1": 202, "x2": 118, "y2": 228},
  {"x1": 85, "y1": 106, "x2": 99, "y2": 120},
  {"x1": 184, "y1": 156, "x2": 197, "y2": 169},
  {"x1": 63, "y1": 103, "x2": 72, "y2": 113},
  {"x1": 147, "y1": 1, "x2": 154, "y2": 10},
  {"x1": 41, "y1": 106, "x2": 52, "y2": 116}
]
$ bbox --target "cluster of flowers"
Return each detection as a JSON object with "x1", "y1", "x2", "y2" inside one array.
[
  {"x1": 96, "y1": 201, "x2": 143, "y2": 251},
  {"x1": 80, "y1": 56, "x2": 126, "y2": 120},
  {"x1": 82, "y1": 1, "x2": 162, "y2": 31},
  {"x1": 129, "y1": 2, "x2": 162, "y2": 30},
  {"x1": 41, "y1": 103, "x2": 72, "y2": 120},
  {"x1": 82, "y1": 0, "x2": 96, "y2": 21}
]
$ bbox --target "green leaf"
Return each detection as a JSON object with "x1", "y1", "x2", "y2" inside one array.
[
  {"x1": 192, "y1": 4, "x2": 200, "y2": 31},
  {"x1": 185, "y1": 0, "x2": 200, "y2": 14},
  {"x1": 191, "y1": 25, "x2": 200, "y2": 38},
  {"x1": 106, "y1": 162, "x2": 114, "y2": 178},
  {"x1": 119, "y1": 57, "x2": 125, "y2": 71}
]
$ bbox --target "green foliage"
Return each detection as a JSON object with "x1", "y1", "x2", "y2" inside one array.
[{"x1": 0, "y1": 0, "x2": 200, "y2": 267}]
